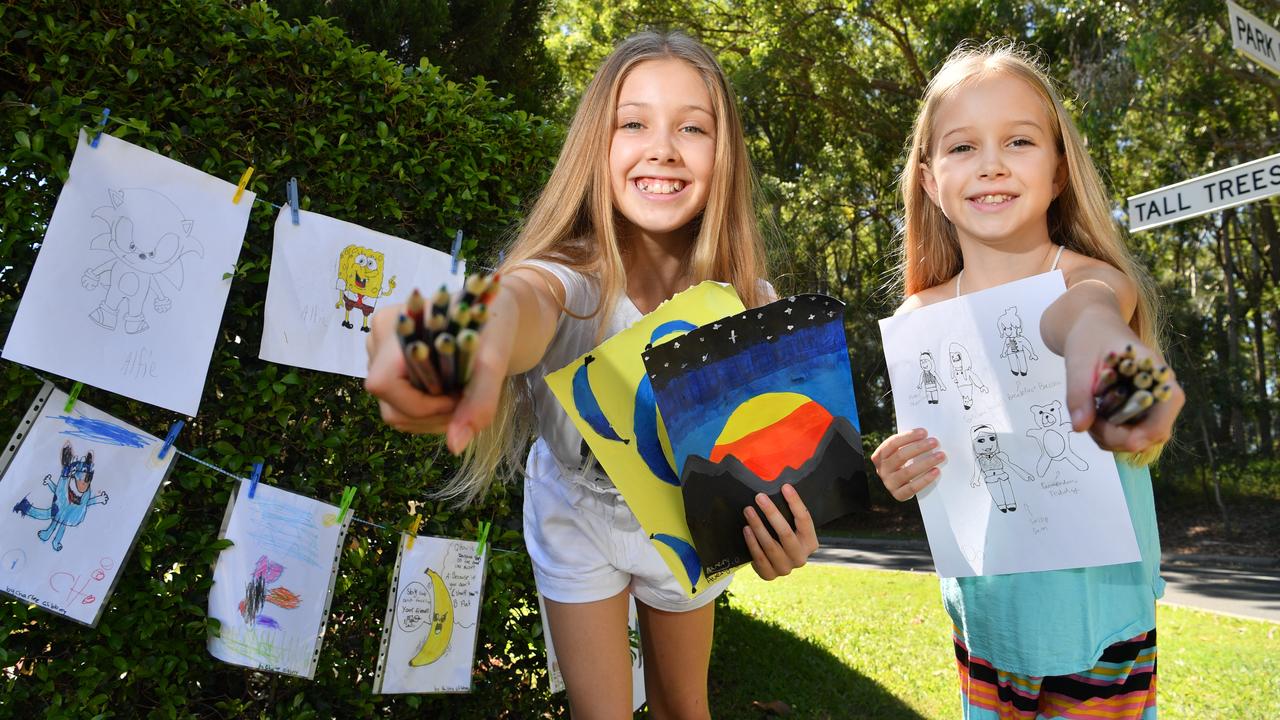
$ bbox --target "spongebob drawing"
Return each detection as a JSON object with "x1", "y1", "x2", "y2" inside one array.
[
  {"x1": 336, "y1": 245, "x2": 396, "y2": 332},
  {"x1": 80, "y1": 188, "x2": 204, "y2": 334}
]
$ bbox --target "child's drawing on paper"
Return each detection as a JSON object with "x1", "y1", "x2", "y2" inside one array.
[
  {"x1": 1025, "y1": 401, "x2": 1089, "y2": 477},
  {"x1": 239, "y1": 555, "x2": 301, "y2": 629},
  {"x1": 917, "y1": 351, "x2": 946, "y2": 404},
  {"x1": 11, "y1": 442, "x2": 107, "y2": 552},
  {"x1": 406, "y1": 567, "x2": 455, "y2": 667},
  {"x1": 80, "y1": 188, "x2": 204, "y2": 335},
  {"x1": 947, "y1": 343, "x2": 988, "y2": 410},
  {"x1": 335, "y1": 244, "x2": 396, "y2": 332},
  {"x1": 969, "y1": 424, "x2": 1034, "y2": 513},
  {"x1": 996, "y1": 306, "x2": 1038, "y2": 376}
]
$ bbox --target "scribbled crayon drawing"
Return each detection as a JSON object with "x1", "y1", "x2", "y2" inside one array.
[
  {"x1": 1025, "y1": 401, "x2": 1089, "y2": 477},
  {"x1": 80, "y1": 188, "x2": 204, "y2": 334},
  {"x1": 996, "y1": 307, "x2": 1038, "y2": 376},
  {"x1": 916, "y1": 351, "x2": 946, "y2": 404},
  {"x1": 968, "y1": 425, "x2": 1034, "y2": 513},
  {"x1": 572, "y1": 356, "x2": 630, "y2": 445},
  {"x1": 10, "y1": 442, "x2": 106, "y2": 552},
  {"x1": 238, "y1": 555, "x2": 300, "y2": 629},
  {"x1": 335, "y1": 244, "x2": 396, "y2": 332},
  {"x1": 947, "y1": 343, "x2": 988, "y2": 410},
  {"x1": 50, "y1": 413, "x2": 151, "y2": 448}
]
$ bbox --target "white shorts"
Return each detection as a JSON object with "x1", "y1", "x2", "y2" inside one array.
[{"x1": 523, "y1": 439, "x2": 732, "y2": 613}]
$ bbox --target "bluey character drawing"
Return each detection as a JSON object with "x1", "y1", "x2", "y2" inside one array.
[
  {"x1": 335, "y1": 245, "x2": 396, "y2": 332},
  {"x1": 81, "y1": 189, "x2": 204, "y2": 334},
  {"x1": 948, "y1": 342, "x2": 988, "y2": 410},
  {"x1": 11, "y1": 442, "x2": 107, "y2": 552},
  {"x1": 1025, "y1": 400, "x2": 1089, "y2": 477},
  {"x1": 969, "y1": 425, "x2": 1034, "y2": 513},
  {"x1": 917, "y1": 351, "x2": 946, "y2": 404},
  {"x1": 996, "y1": 307, "x2": 1038, "y2": 376}
]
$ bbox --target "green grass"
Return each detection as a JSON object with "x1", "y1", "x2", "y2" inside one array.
[{"x1": 708, "y1": 565, "x2": 1280, "y2": 719}]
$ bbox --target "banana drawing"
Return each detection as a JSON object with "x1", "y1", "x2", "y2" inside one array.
[
  {"x1": 650, "y1": 533, "x2": 702, "y2": 593},
  {"x1": 572, "y1": 355, "x2": 630, "y2": 444},
  {"x1": 408, "y1": 568, "x2": 454, "y2": 667},
  {"x1": 634, "y1": 375, "x2": 680, "y2": 485}
]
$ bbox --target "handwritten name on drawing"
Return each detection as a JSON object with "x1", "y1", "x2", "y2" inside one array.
[
  {"x1": 1029, "y1": 515, "x2": 1050, "y2": 536},
  {"x1": 1005, "y1": 378, "x2": 1063, "y2": 401},
  {"x1": 48, "y1": 557, "x2": 115, "y2": 608},
  {"x1": 120, "y1": 346, "x2": 161, "y2": 379},
  {"x1": 1041, "y1": 477, "x2": 1080, "y2": 497}
]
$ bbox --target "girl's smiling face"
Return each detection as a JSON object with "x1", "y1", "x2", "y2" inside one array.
[
  {"x1": 921, "y1": 73, "x2": 1067, "y2": 250},
  {"x1": 609, "y1": 58, "x2": 717, "y2": 243}
]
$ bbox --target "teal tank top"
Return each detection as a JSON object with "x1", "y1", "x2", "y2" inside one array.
[{"x1": 940, "y1": 461, "x2": 1165, "y2": 677}]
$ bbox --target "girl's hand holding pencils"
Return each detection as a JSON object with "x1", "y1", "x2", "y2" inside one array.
[{"x1": 366, "y1": 273, "x2": 512, "y2": 445}]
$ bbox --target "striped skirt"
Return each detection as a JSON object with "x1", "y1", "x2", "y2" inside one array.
[{"x1": 954, "y1": 628, "x2": 1157, "y2": 719}]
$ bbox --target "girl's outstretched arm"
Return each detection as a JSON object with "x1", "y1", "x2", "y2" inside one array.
[
  {"x1": 1040, "y1": 265, "x2": 1184, "y2": 454},
  {"x1": 365, "y1": 267, "x2": 565, "y2": 451}
]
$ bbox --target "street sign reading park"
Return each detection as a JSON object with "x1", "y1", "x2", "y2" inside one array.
[
  {"x1": 1227, "y1": 0, "x2": 1280, "y2": 76},
  {"x1": 1127, "y1": 152, "x2": 1280, "y2": 232}
]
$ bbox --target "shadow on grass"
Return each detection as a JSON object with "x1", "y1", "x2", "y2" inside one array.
[{"x1": 708, "y1": 603, "x2": 928, "y2": 720}]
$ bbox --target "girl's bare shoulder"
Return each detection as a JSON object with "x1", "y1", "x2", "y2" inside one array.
[
  {"x1": 895, "y1": 280, "x2": 957, "y2": 315},
  {"x1": 1056, "y1": 249, "x2": 1138, "y2": 309}
]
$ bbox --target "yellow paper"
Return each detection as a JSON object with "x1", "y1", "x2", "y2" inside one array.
[{"x1": 545, "y1": 281, "x2": 745, "y2": 597}]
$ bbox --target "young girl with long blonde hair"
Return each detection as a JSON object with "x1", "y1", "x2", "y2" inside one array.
[
  {"x1": 871, "y1": 42, "x2": 1184, "y2": 719},
  {"x1": 366, "y1": 30, "x2": 818, "y2": 718}
]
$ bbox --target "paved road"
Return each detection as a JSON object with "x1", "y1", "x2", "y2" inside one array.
[{"x1": 813, "y1": 537, "x2": 1280, "y2": 623}]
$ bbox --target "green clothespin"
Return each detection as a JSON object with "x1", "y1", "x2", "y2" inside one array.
[
  {"x1": 336, "y1": 486, "x2": 357, "y2": 524},
  {"x1": 63, "y1": 382, "x2": 84, "y2": 412},
  {"x1": 475, "y1": 520, "x2": 491, "y2": 557}
]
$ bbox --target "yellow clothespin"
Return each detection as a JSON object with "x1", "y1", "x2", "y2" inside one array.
[
  {"x1": 233, "y1": 166, "x2": 254, "y2": 204},
  {"x1": 405, "y1": 515, "x2": 422, "y2": 549}
]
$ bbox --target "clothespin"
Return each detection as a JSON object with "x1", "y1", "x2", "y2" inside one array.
[
  {"x1": 158, "y1": 420, "x2": 184, "y2": 460},
  {"x1": 474, "y1": 520, "x2": 491, "y2": 557},
  {"x1": 450, "y1": 229, "x2": 464, "y2": 274},
  {"x1": 90, "y1": 108, "x2": 111, "y2": 148},
  {"x1": 63, "y1": 382, "x2": 83, "y2": 413},
  {"x1": 233, "y1": 167, "x2": 254, "y2": 205},
  {"x1": 247, "y1": 462, "x2": 263, "y2": 499},
  {"x1": 336, "y1": 485, "x2": 356, "y2": 524},
  {"x1": 287, "y1": 177, "x2": 300, "y2": 225},
  {"x1": 405, "y1": 514, "x2": 423, "y2": 549}
]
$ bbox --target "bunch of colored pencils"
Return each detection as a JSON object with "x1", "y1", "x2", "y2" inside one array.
[
  {"x1": 396, "y1": 273, "x2": 499, "y2": 395},
  {"x1": 1093, "y1": 345, "x2": 1174, "y2": 425}
]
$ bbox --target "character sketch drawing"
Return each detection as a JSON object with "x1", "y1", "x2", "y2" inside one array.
[
  {"x1": 80, "y1": 188, "x2": 204, "y2": 334},
  {"x1": 239, "y1": 555, "x2": 301, "y2": 629},
  {"x1": 11, "y1": 442, "x2": 107, "y2": 551},
  {"x1": 917, "y1": 351, "x2": 946, "y2": 404},
  {"x1": 947, "y1": 343, "x2": 988, "y2": 410},
  {"x1": 1025, "y1": 400, "x2": 1089, "y2": 476},
  {"x1": 335, "y1": 245, "x2": 396, "y2": 332},
  {"x1": 969, "y1": 425, "x2": 1034, "y2": 513},
  {"x1": 996, "y1": 307, "x2": 1038, "y2": 376}
]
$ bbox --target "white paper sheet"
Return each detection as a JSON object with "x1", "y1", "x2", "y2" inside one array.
[
  {"x1": 2, "y1": 131, "x2": 252, "y2": 416},
  {"x1": 207, "y1": 479, "x2": 349, "y2": 678},
  {"x1": 0, "y1": 384, "x2": 173, "y2": 626},
  {"x1": 539, "y1": 593, "x2": 645, "y2": 710},
  {"x1": 878, "y1": 271, "x2": 1140, "y2": 577},
  {"x1": 259, "y1": 208, "x2": 464, "y2": 378},
  {"x1": 373, "y1": 535, "x2": 487, "y2": 694}
]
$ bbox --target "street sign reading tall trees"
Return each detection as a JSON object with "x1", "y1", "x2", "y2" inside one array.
[
  {"x1": 1127, "y1": 152, "x2": 1280, "y2": 232},
  {"x1": 1227, "y1": 0, "x2": 1280, "y2": 76}
]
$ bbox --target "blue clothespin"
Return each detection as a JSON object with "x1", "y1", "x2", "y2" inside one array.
[
  {"x1": 450, "y1": 229, "x2": 463, "y2": 275},
  {"x1": 475, "y1": 520, "x2": 491, "y2": 557},
  {"x1": 158, "y1": 420, "x2": 184, "y2": 460},
  {"x1": 63, "y1": 382, "x2": 84, "y2": 413},
  {"x1": 247, "y1": 462, "x2": 263, "y2": 499},
  {"x1": 287, "y1": 178, "x2": 300, "y2": 225},
  {"x1": 336, "y1": 485, "x2": 357, "y2": 524},
  {"x1": 90, "y1": 108, "x2": 111, "y2": 148}
]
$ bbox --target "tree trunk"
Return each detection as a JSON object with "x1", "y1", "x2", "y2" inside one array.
[
  {"x1": 1219, "y1": 210, "x2": 1247, "y2": 450},
  {"x1": 1198, "y1": 412, "x2": 1231, "y2": 534}
]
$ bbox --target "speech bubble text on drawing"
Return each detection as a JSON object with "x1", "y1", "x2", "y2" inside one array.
[
  {"x1": 442, "y1": 542, "x2": 482, "y2": 612},
  {"x1": 396, "y1": 580, "x2": 434, "y2": 633}
]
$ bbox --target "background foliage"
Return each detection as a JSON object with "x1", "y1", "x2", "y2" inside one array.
[{"x1": 0, "y1": 0, "x2": 563, "y2": 717}]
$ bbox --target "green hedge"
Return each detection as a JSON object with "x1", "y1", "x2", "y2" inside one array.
[{"x1": 0, "y1": 1, "x2": 564, "y2": 717}]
